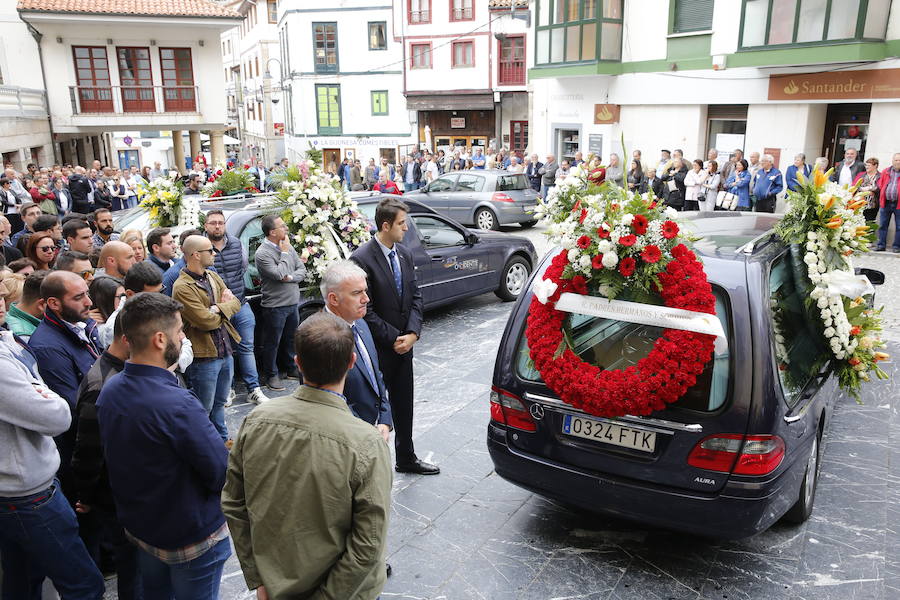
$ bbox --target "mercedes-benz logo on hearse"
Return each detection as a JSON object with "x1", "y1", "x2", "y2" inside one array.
[{"x1": 529, "y1": 403, "x2": 545, "y2": 420}]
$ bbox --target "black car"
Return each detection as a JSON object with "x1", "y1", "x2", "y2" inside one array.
[
  {"x1": 224, "y1": 193, "x2": 538, "y2": 319},
  {"x1": 487, "y1": 212, "x2": 885, "y2": 539}
]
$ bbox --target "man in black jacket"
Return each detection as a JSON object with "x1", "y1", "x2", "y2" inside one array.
[
  {"x1": 67, "y1": 166, "x2": 93, "y2": 214},
  {"x1": 399, "y1": 155, "x2": 421, "y2": 192},
  {"x1": 351, "y1": 198, "x2": 438, "y2": 475},
  {"x1": 525, "y1": 154, "x2": 544, "y2": 192}
]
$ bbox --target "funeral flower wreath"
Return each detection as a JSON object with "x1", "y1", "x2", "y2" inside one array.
[
  {"x1": 138, "y1": 177, "x2": 201, "y2": 229},
  {"x1": 527, "y1": 155, "x2": 717, "y2": 418}
]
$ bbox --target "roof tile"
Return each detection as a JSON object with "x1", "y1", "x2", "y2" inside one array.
[{"x1": 17, "y1": 0, "x2": 239, "y2": 18}]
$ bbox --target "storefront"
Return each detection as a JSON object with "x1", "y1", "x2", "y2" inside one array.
[
  {"x1": 285, "y1": 135, "x2": 417, "y2": 169},
  {"x1": 418, "y1": 109, "x2": 495, "y2": 155}
]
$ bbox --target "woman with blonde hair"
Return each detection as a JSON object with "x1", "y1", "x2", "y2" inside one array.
[{"x1": 121, "y1": 230, "x2": 146, "y2": 263}]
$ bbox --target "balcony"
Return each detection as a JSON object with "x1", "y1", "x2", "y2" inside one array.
[
  {"x1": 0, "y1": 85, "x2": 48, "y2": 119},
  {"x1": 498, "y1": 60, "x2": 526, "y2": 86},
  {"x1": 68, "y1": 85, "x2": 199, "y2": 115}
]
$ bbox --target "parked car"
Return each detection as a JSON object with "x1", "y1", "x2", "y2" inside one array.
[
  {"x1": 487, "y1": 212, "x2": 885, "y2": 539},
  {"x1": 224, "y1": 193, "x2": 538, "y2": 320},
  {"x1": 410, "y1": 169, "x2": 539, "y2": 231}
]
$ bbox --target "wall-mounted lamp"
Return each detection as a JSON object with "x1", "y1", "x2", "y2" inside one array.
[
  {"x1": 56, "y1": 36, "x2": 62, "y2": 43},
  {"x1": 106, "y1": 38, "x2": 113, "y2": 45},
  {"x1": 199, "y1": 40, "x2": 205, "y2": 47},
  {"x1": 150, "y1": 39, "x2": 156, "y2": 46}
]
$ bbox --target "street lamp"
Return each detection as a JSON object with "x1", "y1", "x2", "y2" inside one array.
[{"x1": 263, "y1": 57, "x2": 283, "y2": 84}]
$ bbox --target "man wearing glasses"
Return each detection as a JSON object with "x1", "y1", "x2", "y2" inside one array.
[
  {"x1": 172, "y1": 236, "x2": 241, "y2": 444},
  {"x1": 55, "y1": 251, "x2": 94, "y2": 282}
]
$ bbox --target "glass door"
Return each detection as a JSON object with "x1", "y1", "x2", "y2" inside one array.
[
  {"x1": 117, "y1": 47, "x2": 154, "y2": 112},
  {"x1": 832, "y1": 123, "x2": 868, "y2": 164},
  {"x1": 73, "y1": 46, "x2": 113, "y2": 112},
  {"x1": 160, "y1": 48, "x2": 196, "y2": 111}
]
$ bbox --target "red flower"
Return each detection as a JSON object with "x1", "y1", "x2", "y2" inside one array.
[
  {"x1": 588, "y1": 167, "x2": 606, "y2": 184},
  {"x1": 579, "y1": 208, "x2": 588, "y2": 224},
  {"x1": 619, "y1": 234, "x2": 637, "y2": 247},
  {"x1": 662, "y1": 221, "x2": 680, "y2": 239},
  {"x1": 242, "y1": 163, "x2": 250, "y2": 169},
  {"x1": 632, "y1": 214, "x2": 648, "y2": 235},
  {"x1": 618, "y1": 257, "x2": 636, "y2": 277},
  {"x1": 216, "y1": 169, "x2": 223, "y2": 176},
  {"x1": 592, "y1": 255, "x2": 603, "y2": 269},
  {"x1": 641, "y1": 244, "x2": 662, "y2": 263},
  {"x1": 576, "y1": 235, "x2": 591, "y2": 249},
  {"x1": 597, "y1": 225, "x2": 610, "y2": 238},
  {"x1": 850, "y1": 326, "x2": 861, "y2": 336}
]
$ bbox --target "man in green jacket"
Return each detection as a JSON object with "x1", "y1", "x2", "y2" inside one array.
[
  {"x1": 5, "y1": 270, "x2": 47, "y2": 340},
  {"x1": 222, "y1": 312, "x2": 392, "y2": 600}
]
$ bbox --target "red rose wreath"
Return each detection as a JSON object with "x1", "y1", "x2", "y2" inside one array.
[{"x1": 525, "y1": 243, "x2": 717, "y2": 418}]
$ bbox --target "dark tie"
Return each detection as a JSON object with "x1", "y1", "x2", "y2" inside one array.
[
  {"x1": 351, "y1": 324, "x2": 377, "y2": 390},
  {"x1": 388, "y1": 249, "x2": 402, "y2": 297}
]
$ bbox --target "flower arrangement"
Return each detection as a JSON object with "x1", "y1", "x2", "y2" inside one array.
[
  {"x1": 527, "y1": 154, "x2": 717, "y2": 418},
  {"x1": 202, "y1": 166, "x2": 259, "y2": 198},
  {"x1": 775, "y1": 168, "x2": 889, "y2": 398},
  {"x1": 272, "y1": 154, "x2": 371, "y2": 288},
  {"x1": 138, "y1": 177, "x2": 201, "y2": 228}
]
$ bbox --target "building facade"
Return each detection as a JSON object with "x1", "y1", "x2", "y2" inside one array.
[
  {"x1": 396, "y1": 0, "x2": 533, "y2": 156},
  {"x1": 529, "y1": 0, "x2": 900, "y2": 171},
  {"x1": 279, "y1": 1, "x2": 416, "y2": 168},
  {"x1": 222, "y1": 0, "x2": 285, "y2": 166},
  {"x1": 16, "y1": 0, "x2": 240, "y2": 171}
]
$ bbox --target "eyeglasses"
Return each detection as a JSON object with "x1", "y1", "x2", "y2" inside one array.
[
  {"x1": 37, "y1": 245, "x2": 55, "y2": 252},
  {"x1": 78, "y1": 268, "x2": 95, "y2": 280},
  {"x1": 196, "y1": 248, "x2": 215, "y2": 255}
]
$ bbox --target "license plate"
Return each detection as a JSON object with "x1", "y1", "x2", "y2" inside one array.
[{"x1": 562, "y1": 414, "x2": 657, "y2": 453}]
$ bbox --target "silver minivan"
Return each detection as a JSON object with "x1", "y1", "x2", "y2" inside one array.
[{"x1": 412, "y1": 169, "x2": 539, "y2": 230}]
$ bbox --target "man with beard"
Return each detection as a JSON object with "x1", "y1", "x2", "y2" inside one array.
[
  {"x1": 97, "y1": 240, "x2": 136, "y2": 280},
  {"x1": 91, "y1": 208, "x2": 119, "y2": 249},
  {"x1": 97, "y1": 293, "x2": 231, "y2": 599},
  {"x1": 173, "y1": 236, "x2": 240, "y2": 443},
  {"x1": 29, "y1": 271, "x2": 102, "y2": 489}
]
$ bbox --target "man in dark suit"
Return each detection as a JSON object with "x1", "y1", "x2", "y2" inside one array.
[
  {"x1": 67, "y1": 166, "x2": 93, "y2": 214},
  {"x1": 351, "y1": 197, "x2": 438, "y2": 475},
  {"x1": 321, "y1": 260, "x2": 392, "y2": 439},
  {"x1": 525, "y1": 154, "x2": 544, "y2": 192},
  {"x1": 831, "y1": 147, "x2": 866, "y2": 186}
]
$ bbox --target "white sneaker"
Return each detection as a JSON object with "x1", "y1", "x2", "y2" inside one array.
[
  {"x1": 248, "y1": 387, "x2": 269, "y2": 404},
  {"x1": 225, "y1": 389, "x2": 235, "y2": 408}
]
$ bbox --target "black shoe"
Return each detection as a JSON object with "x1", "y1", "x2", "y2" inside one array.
[
  {"x1": 893, "y1": 248, "x2": 900, "y2": 253},
  {"x1": 875, "y1": 246, "x2": 886, "y2": 251},
  {"x1": 386, "y1": 562, "x2": 392, "y2": 578},
  {"x1": 282, "y1": 369, "x2": 301, "y2": 380},
  {"x1": 265, "y1": 375, "x2": 285, "y2": 391},
  {"x1": 395, "y1": 459, "x2": 440, "y2": 475}
]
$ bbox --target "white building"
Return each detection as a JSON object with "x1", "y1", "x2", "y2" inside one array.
[
  {"x1": 529, "y1": 0, "x2": 900, "y2": 172},
  {"x1": 222, "y1": 0, "x2": 285, "y2": 166},
  {"x1": 16, "y1": 0, "x2": 240, "y2": 170},
  {"x1": 0, "y1": 1, "x2": 53, "y2": 170},
  {"x1": 279, "y1": 0, "x2": 417, "y2": 168},
  {"x1": 396, "y1": 0, "x2": 533, "y2": 156}
]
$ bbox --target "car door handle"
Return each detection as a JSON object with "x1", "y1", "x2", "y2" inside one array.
[{"x1": 431, "y1": 256, "x2": 443, "y2": 261}]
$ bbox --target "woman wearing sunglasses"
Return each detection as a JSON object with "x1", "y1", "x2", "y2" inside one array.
[{"x1": 24, "y1": 231, "x2": 57, "y2": 270}]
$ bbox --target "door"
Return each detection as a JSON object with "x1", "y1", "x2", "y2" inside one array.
[
  {"x1": 118, "y1": 150, "x2": 140, "y2": 170},
  {"x1": 452, "y1": 172, "x2": 485, "y2": 223},
  {"x1": 117, "y1": 47, "x2": 155, "y2": 112},
  {"x1": 159, "y1": 48, "x2": 196, "y2": 111},
  {"x1": 510, "y1": 121, "x2": 528, "y2": 157},
  {"x1": 410, "y1": 214, "x2": 492, "y2": 304},
  {"x1": 419, "y1": 174, "x2": 457, "y2": 215},
  {"x1": 822, "y1": 103, "x2": 870, "y2": 165},
  {"x1": 73, "y1": 46, "x2": 113, "y2": 112}
]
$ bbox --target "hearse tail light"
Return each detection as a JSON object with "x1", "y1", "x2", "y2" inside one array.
[
  {"x1": 490, "y1": 386, "x2": 536, "y2": 432},
  {"x1": 492, "y1": 192, "x2": 514, "y2": 203},
  {"x1": 687, "y1": 434, "x2": 785, "y2": 476}
]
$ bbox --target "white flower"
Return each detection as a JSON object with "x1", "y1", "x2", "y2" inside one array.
[
  {"x1": 533, "y1": 277, "x2": 559, "y2": 304},
  {"x1": 601, "y1": 252, "x2": 619, "y2": 269},
  {"x1": 567, "y1": 248, "x2": 579, "y2": 263},
  {"x1": 808, "y1": 232, "x2": 818, "y2": 241},
  {"x1": 817, "y1": 297, "x2": 829, "y2": 309},
  {"x1": 823, "y1": 327, "x2": 836, "y2": 338},
  {"x1": 664, "y1": 207, "x2": 678, "y2": 219},
  {"x1": 597, "y1": 240, "x2": 613, "y2": 254},
  {"x1": 820, "y1": 309, "x2": 832, "y2": 319},
  {"x1": 579, "y1": 255, "x2": 592, "y2": 270},
  {"x1": 622, "y1": 214, "x2": 634, "y2": 226},
  {"x1": 806, "y1": 241, "x2": 817, "y2": 251}
]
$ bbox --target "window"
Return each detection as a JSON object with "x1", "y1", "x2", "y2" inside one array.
[
  {"x1": 452, "y1": 40, "x2": 474, "y2": 68},
  {"x1": 267, "y1": 0, "x2": 277, "y2": 24},
  {"x1": 368, "y1": 22, "x2": 387, "y2": 50},
  {"x1": 117, "y1": 47, "x2": 154, "y2": 112},
  {"x1": 740, "y1": 0, "x2": 887, "y2": 48},
  {"x1": 673, "y1": 0, "x2": 714, "y2": 33},
  {"x1": 409, "y1": 0, "x2": 431, "y2": 24},
  {"x1": 73, "y1": 46, "x2": 113, "y2": 112},
  {"x1": 496, "y1": 174, "x2": 528, "y2": 191},
  {"x1": 315, "y1": 84, "x2": 341, "y2": 135},
  {"x1": 312, "y1": 22, "x2": 338, "y2": 73},
  {"x1": 159, "y1": 48, "x2": 196, "y2": 111},
  {"x1": 535, "y1": 0, "x2": 623, "y2": 65},
  {"x1": 371, "y1": 91, "x2": 388, "y2": 115},
  {"x1": 456, "y1": 173, "x2": 484, "y2": 192},
  {"x1": 515, "y1": 287, "x2": 732, "y2": 413},
  {"x1": 410, "y1": 43, "x2": 432, "y2": 69},
  {"x1": 450, "y1": 0, "x2": 473, "y2": 21},
  {"x1": 498, "y1": 35, "x2": 526, "y2": 85},
  {"x1": 413, "y1": 215, "x2": 465, "y2": 248},
  {"x1": 426, "y1": 177, "x2": 455, "y2": 193},
  {"x1": 768, "y1": 252, "x2": 830, "y2": 407}
]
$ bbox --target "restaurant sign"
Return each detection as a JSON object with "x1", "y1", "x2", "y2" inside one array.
[{"x1": 769, "y1": 68, "x2": 900, "y2": 100}]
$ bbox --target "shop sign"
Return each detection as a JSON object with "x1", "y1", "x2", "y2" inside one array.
[
  {"x1": 588, "y1": 134, "x2": 603, "y2": 156},
  {"x1": 274, "y1": 123, "x2": 284, "y2": 136},
  {"x1": 450, "y1": 117, "x2": 466, "y2": 129},
  {"x1": 768, "y1": 68, "x2": 900, "y2": 100},
  {"x1": 593, "y1": 104, "x2": 620, "y2": 125}
]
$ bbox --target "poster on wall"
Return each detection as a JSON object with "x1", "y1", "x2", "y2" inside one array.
[{"x1": 588, "y1": 134, "x2": 603, "y2": 157}]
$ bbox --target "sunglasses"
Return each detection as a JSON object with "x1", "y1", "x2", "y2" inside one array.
[
  {"x1": 37, "y1": 245, "x2": 55, "y2": 252},
  {"x1": 196, "y1": 248, "x2": 215, "y2": 255},
  {"x1": 78, "y1": 268, "x2": 95, "y2": 280}
]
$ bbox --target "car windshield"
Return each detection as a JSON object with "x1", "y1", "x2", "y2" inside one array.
[
  {"x1": 516, "y1": 288, "x2": 732, "y2": 413},
  {"x1": 496, "y1": 174, "x2": 528, "y2": 191}
]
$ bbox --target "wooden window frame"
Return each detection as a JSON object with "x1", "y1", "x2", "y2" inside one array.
[
  {"x1": 738, "y1": 0, "x2": 879, "y2": 50},
  {"x1": 498, "y1": 34, "x2": 526, "y2": 85},
  {"x1": 450, "y1": 0, "x2": 474, "y2": 22},
  {"x1": 368, "y1": 21, "x2": 388, "y2": 51},
  {"x1": 315, "y1": 84, "x2": 342, "y2": 135},
  {"x1": 371, "y1": 90, "x2": 389, "y2": 116},
  {"x1": 408, "y1": 0, "x2": 432, "y2": 25},
  {"x1": 534, "y1": 0, "x2": 623, "y2": 66},
  {"x1": 267, "y1": 0, "x2": 278, "y2": 24},
  {"x1": 451, "y1": 40, "x2": 475, "y2": 68},
  {"x1": 312, "y1": 22, "x2": 339, "y2": 74},
  {"x1": 409, "y1": 42, "x2": 432, "y2": 69}
]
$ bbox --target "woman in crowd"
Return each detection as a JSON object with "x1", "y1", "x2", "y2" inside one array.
[
  {"x1": 606, "y1": 154, "x2": 624, "y2": 188},
  {"x1": 853, "y1": 157, "x2": 881, "y2": 223},
  {"x1": 626, "y1": 159, "x2": 644, "y2": 193},
  {"x1": 141, "y1": 166, "x2": 152, "y2": 182},
  {"x1": 683, "y1": 159, "x2": 707, "y2": 211},
  {"x1": 109, "y1": 174, "x2": 129, "y2": 211},
  {"x1": 701, "y1": 161, "x2": 721, "y2": 211},
  {"x1": 0, "y1": 258, "x2": 37, "y2": 305},
  {"x1": 662, "y1": 157, "x2": 688, "y2": 210},
  {"x1": 814, "y1": 156, "x2": 829, "y2": 173},
  {"x1": 25, "y1": 231, "x2": 56, "y2": 270},
  {"x1": 29, "y1": 174, "x2": 57, "y2": 214},
  {"x1": 93, "y1": 178, "x2": 112, "y2": 210},
  {"x1": 121, "y1": 230, "x2": 146, "y2": 263},
  {"x1": 89, "y1": 275, "x2": 126, "y2": 345},
  {"x1": 725, "y1": 159, "x2": 752, "y2": 210}
]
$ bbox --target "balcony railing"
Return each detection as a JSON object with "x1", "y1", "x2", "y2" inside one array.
[
  {"x1": 451, "y1": 7, "x2": 473, "y2": 20},
  {"x1": 498, "y1": 60, "x2": 526, "y2": 86},
  {"x1": 69, "y1": 85, "x2": 199, "y2": 115},
  {"x1": 0, "y1": 85, "x2": 48, "y2": 118},
  {"x1": 409, "y1": 9, "x2": 430, "y2": 23}
]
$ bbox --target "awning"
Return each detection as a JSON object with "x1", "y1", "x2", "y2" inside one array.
[{"x1": 405, "y1": 92, "x2": 495, "y2": 111}]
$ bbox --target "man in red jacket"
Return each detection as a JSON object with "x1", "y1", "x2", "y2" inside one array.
[
  {"x1": 875, "y1": 153, "x2": 900, "y2": 252},
  {"x1": 373, "y1": 172, "x2": 401, "y2": 196}
]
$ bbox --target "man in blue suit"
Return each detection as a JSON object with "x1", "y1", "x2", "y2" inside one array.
[{"x1": 321, "y1": 260, "x2": 392, "y2": 441}]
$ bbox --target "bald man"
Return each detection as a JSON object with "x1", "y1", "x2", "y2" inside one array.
[
  {"x1": 173, "y1": 235, "x2": 241, "y2": 443},
  {"x1": 97, "y1": 240, "x2": 136, "y2": 280}
]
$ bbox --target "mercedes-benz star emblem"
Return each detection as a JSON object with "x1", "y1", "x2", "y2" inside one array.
[{"x1": 529, "y1": 403, "x2": 545, "y2": 420}]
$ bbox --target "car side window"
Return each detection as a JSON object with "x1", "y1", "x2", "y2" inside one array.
[
  {"x1": 768, "y1": 250, "x2": 831, "y2": 407},
  {"x1": 496, "y1": 174, "x2": 527, "y2": 191},
  {"x1": 429, "y1": 177, "x2": 455, "y2": 193},
  {"x1": 412, "y1": 215, "x2": 466, "y2": 248},
  {"x1": 457, "y1": 173, "x2": 484, "y2": 192},
  {"x1": 240, "y1": 216, "x2": 264, "y2": 291}
]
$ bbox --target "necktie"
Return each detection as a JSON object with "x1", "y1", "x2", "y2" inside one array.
[
  {"x1": 351, "y1": 324, "x2": 377, "y2": 390},
  {"x1": 388, "y1": 249, "x2": 402, "y2": 297}
]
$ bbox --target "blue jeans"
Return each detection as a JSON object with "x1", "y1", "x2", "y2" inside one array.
[
  {"x1": 185, "y1": 356, "x2": 234, "y2": 441},
  {"x1": 258, "y1": 304, "x2": 299, "y2": 379},
  {"x1": 877, "y1": 203, "x2": 900, "y2": 249},
  {"x1": 137, "y1": 537, "x2": 230, "y2": 600},
  {"x1": 404, "y1": 182, "x2": 420, "y2": 192},
  {"x1": 231, "y1": 303, "x2": 260, "y2": 390},
  {"x1": 79, "y1": 507, "x2": 142, "y2": 600},
  {"x1": 0, "y1": 480, "x2": 105, "y2": 600}
]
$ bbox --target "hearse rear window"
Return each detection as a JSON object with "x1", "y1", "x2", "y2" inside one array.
[
  {"x1": 496, "y1": 174, "x2": 528, "y2": 191},
  {"x1": 516, "y1": 288, "x2": 732, "y2": 413}
]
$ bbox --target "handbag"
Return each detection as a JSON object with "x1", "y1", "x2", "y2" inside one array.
[
  {"x1": 666, "y1": 179, "x2": 678, "y2": 192},
  {"x1": 716, "y1": 190, "x2": 738, "y2": 210}
]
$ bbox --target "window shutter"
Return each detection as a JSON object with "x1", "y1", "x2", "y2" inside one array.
[{"x1": 673, "y1": 0, "x2": 714, "y2": 33}]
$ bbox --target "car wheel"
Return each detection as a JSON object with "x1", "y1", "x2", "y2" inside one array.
[
  {"x1": 782, "y1": 430, "x2": 821, "y2": 524},
  {"x1": 475, "y1": 207, "x2": 499, "y2": 231},
  {"x1": 520, "y1": 219, "x2": 538, "y2": 229},
  {"x1": 495, "y1": 257, "x2": 531, "y2": 301}
]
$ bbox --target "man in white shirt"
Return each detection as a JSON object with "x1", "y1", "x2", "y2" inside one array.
[
  {"x1": 507, "y1": 156, "x2": 525, "y2": 174},
  {"x1": 424, "y1": 154, "x2": 439, "y2": 183},
  {"x1": 833, "y1": 147, "x2": 865, "y2": 186}
]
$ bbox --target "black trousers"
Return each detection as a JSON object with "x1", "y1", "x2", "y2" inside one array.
[
  {"x1": 755, "y1": 195, "x2": 776, "y2": 213},
  {"x1": 382, "y1": 352, "x2": 416, "y2": 464}
]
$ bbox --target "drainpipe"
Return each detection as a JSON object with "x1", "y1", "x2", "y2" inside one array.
[{"x1": 20, "y1": 15, "x2": 60, "y2": 164}]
